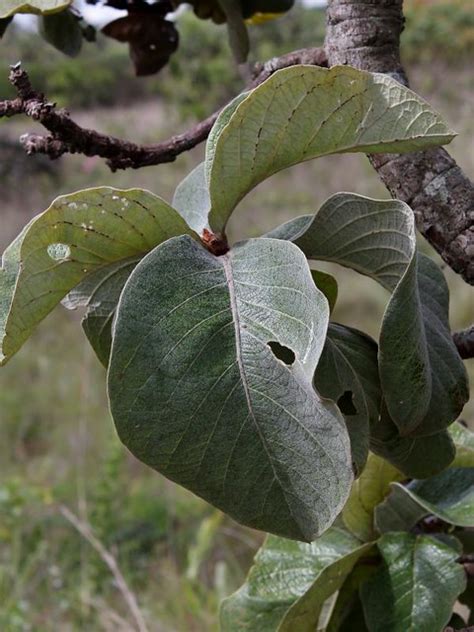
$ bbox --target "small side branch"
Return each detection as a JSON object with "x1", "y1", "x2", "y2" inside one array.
[{"x1": 0, "y1": 48, "x2": 326, "y2": 172}]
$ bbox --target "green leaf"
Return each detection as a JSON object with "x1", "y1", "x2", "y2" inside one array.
[
  {"x1": 0, "y1": 0, "x2": 70, "y2": 17},
  {"x1": 40, "y1": 10, "x2": 82, "y2": 57},
  {"x1": 361, "y1": 533, "x2": 466, "y2": 632},
  {"x1": 370, "y1": 406, "x2": 456, "y2": 478},
  {"x1": 376, "y1": 468, "x2": 474, "y2": 532},
  {"x1": 206, "y1": 65, "x2": 455, "y2": 232},
  {"x1": 205, "y1": 91, "x2": 251, "y2": 196},
  {"x1": 342, "y1": 453, "x2": 403, "y2": 542},
  {"x1": 310, "y1": 270, "x2": 338, "y2": 314},
  {"x1": 172, "y1": 162, "x2": 211, "y2": 234},
  {"x1": 402, "y1": 254, "x2": 469, "y2": 435},
  {"x1": 220, "y1": 526, "x2": 372, "y2": 631},
  {"x1": 450, "y1": 422, "x2": 474, "y2": 467},
  {"x1": 326, "y1": 565, "x2": 378, "y2": 632},
  {"x1": 374, "y1": 484, "x2": 428, "y2": 534},
  {"x1": 314, "y1": 324, "x2": 381, "y2": 477},
  {"x1": 278, "y1": 542, "x2": 374, "y2": 631},
  {"x1": 269, "y1": 193, "x2": 468, "y2": 437},
  {"x1": 108, "y1": 236, "x2": 353, "y2": 540},
  {"x1": 63, "y1": 257, "x2": 139, "y2": 367},
  {"x1": 0, "y1": 187, "x2": 195, "y2": 365},
  {"x1": 173, "y1": 93, "x2": 251, "y2": 236}
]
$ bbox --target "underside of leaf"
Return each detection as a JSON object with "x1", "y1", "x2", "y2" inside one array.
[
  {"x1": 268, "y1": 193, "x2": 468, "y2": 441},
  {"x1": 207, "y1": 65, "x2": 455, "y2": 232},
  {"x1": 108, "y1": 236, "x2": 353, "y2": 540},
  {"x1": 0, "y1": 187, "x2": 195, "y2": 365}
]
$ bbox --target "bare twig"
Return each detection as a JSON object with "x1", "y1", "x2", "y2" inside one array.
[
  {"x1": 453, "y1": 326, "x2": 474, "y2": 360},
  {"x1": 325, "y1": 0, "x2": 474, "y2": 285},
  {"x1": 0, "y1": 48, "x2": 326, "y2": 172},
  {"x1": 59, "y1": 505, "x2": 149, "y2": 632}
]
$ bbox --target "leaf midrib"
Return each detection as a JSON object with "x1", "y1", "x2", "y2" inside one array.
[{"x1": 222, "y1": 253, "x2": 301, "y2": 535}]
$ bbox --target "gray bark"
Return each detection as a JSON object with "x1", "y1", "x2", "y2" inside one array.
[{"x1": 325, "y1": 0, "x2": 474, "y2": 284}]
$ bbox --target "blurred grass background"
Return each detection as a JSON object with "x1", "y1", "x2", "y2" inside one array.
[{"x1": 0, "y1": 0, "x2": 473, "y2": 629}]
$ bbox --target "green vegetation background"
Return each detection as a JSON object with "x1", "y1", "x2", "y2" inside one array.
[{"x1": 0, "y1": 1, "x2": 473, "y2": 629}]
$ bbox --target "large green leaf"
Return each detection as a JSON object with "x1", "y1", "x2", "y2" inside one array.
[
  {"x1": 314, "y1": 324, "x2": 381, "y2": 477},
  {"x1": 63, "y1": 257, "x2": 140, "y2": 367},
  {"x1": 206, "y1": 65, "x2": 455, "y2": 232},
  {"x1": 342, "y1": 453, "x2": 403, "y2": 542},
  {"x1": 220, "y1": 526, "x2": 372, "y2": 631},
  {"x1": 361, "y1": 533, "x2": 466, "y2": 632},
  {"x1": 108, "y1": 236, "x2": 353, "y2": 540},
  {"x1": 269, "y1": 193, "x2": 468, "y2": 437},
  {"x1": 0, "y1": 187, "x2": 194, "y2": 365},
  {"x1": 376, "y1": 468, "x2": 474, "y2": 533},
  {"x1": 0, "y1": 0, "x2": 70, "y2": 17}
]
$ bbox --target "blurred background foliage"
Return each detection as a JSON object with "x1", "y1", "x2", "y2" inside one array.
[{"x1": 0, "y1": 0, "x2": 473, "y2": 629}]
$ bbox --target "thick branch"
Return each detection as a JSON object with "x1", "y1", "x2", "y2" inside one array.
[
  {"x1": 325, "y1": 0, "x2": 474, "y2": 285},
  {"x1": 0, "y1": 48, "x2": 327, "y2": 172}
]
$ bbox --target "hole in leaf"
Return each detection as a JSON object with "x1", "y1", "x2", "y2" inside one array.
[
  {"x1": 47, "y1": 243, "x2": 71, "y2": 261},
  {"x1": 268, "y1": 341, "x2": 295, "y2": 366},
  {"x1": 337, "y1": 391, "x2": 357, "y2": 416}
]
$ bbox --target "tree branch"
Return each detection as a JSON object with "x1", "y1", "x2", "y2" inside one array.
[
  {"x1": 325, "y1": 0, "x2": 474, "y2": 285},
  {"x1": 0, "y1": 48, "x2": 327, "y2": 172}
]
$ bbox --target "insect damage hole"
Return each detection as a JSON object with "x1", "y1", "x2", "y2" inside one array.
[
  {"x1": 47, "y1": 243, "x2": 71, "y2": 261},
  {"x1": 268, "y1": 341, "x2": 296, "y2": 366},
  {"x1": 337, "y1": 391, "x2": 357, "y2": 416}
]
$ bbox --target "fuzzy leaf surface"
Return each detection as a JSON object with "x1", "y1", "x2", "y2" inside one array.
[
  {"x1": 361, "y1": 533, "x2": 466, "y2": 632},
  {"x1": 108, "y1": 236, "x2": 352, "y2": 540},
  {"x1": 207, "y1": 65, "x2": 455, "y2": 231},
  {"x1": 0, "y1": 187, "x2": 194, "y2": 365},
  {"x1": 220, "y1": 526, "x2": 371, "y2": 631},
  {"x1": 269, "y1": 193, "x2": 468, "y2": 437}
]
